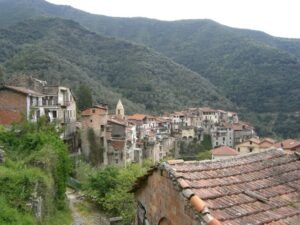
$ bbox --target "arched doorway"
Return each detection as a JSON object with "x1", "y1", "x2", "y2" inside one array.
[{"x1": 158, "y1": 217, "x2": 171, "y2": 225}]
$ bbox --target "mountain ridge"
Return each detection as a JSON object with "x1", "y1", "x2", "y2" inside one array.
[
  {"x1": 0, "y1": 0, "x2": 299, "y2": 137},
  {"x1": 0, "y1": 17, "x2": 233, "y2": 114}
]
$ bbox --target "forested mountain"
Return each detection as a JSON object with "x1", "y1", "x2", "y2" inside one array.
[
  {"x1": 0, "y1": 0, "x2": 299, "y2": 137},
  {"x1": 0, "y1": 17, "x2": 232, "y2": 113},
  {"x1": 0, "y1": 0, "x2": 299, "y2": 111}
]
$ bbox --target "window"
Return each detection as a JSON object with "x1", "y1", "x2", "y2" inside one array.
[
  {"x1": 249, "y1": 148, "x2": 253, "y2": 153},
  {"x1": 238, "y1": 147, "x2": 240, "y2": 152},
  {"x1": 101, "y1": 125, "x2": 105, "y2": 132},
  {"x1": 118, "y1": 109, "x2": 121, "y2": 115},
  {"x1": 92, "y1": 109, "x2": 95, "y2": 113},
  {"x1": 53, "y1": 111, "x2": 57, "y2": 118},
  {"x1": 250, "y1": 141, "x2": 252, "y2": 145}
]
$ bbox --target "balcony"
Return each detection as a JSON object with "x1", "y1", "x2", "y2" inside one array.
[{"x1": 60, "y1": 101, "x2": 71, "y2": 108}]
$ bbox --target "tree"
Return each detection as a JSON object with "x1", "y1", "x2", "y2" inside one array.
[
  {"x1": 85, "y1": 162, "x2": 152, "y2": 225},
  {"x1": 76, "y1": 83, "x2": 93, "y2": 111}
]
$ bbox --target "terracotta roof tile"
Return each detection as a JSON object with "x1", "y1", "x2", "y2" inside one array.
[
  {"x1": 3, "y1": 85, "x2": 43, "y2": 96},
  {"x1": 132, "y1": 149, "x2": 300, "y2": 225},
  {"x1": 128, "y1": 114, "x2": 146, "y2": 121},
  {"x1": 273, "y1": 139, "x2": 300, "y2": 150},
  {"x1": 211, "y1": 146, "x2": 238, "y2": 156},
  {"x1": 108, "y1": 118, "x2": 126, "y2": 126}
]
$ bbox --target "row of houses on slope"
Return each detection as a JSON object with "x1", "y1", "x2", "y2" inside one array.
[
  {"x1": 80, "y1": 100, "x2": 176, "y2": 166},
  {"x1": 211, "y1": 137, "x2": 300, "y2": 160}
]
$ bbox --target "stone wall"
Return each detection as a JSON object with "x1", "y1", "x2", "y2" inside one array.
[
  {"x1": 135, "y1": 170, "x2": 198, "y2": 225},
  {"x1": 0, "y1": 89, "x2": 26, "y2": 124}
]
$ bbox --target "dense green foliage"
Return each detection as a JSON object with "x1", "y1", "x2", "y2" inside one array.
[
  {"x1": 0, "y1": 66, "x2": 4, "y2": 85},
  {"x1": 0, "y1": 0, "x2": 299, "y2": 137},
  {"x1": 87, "y1": 128, "x2": 104, "y2": 165},
  {"x1": 179, "y1": 134, "x2": 212, "y2": 160},
  {"x1": 79, "y1": 162, "x2": 151, "y2": 225},
  {"x1": 76, "y1": 83, "x2": 93, "y2": 111},
  {"x1": 0, "y1": 196, "x2": 36, "y2": 225},
  {"x1": 0, "y1": 17, "x2": 232, "y2": 114},
  {"x1": 0, "y1": 119, "x2": 71, "y2": 224}
]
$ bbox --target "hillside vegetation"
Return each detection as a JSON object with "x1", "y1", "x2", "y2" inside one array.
[
  {"x1": 0, "y1": 17, "x2": 232, "y2": 114},
  {"x1": 0, "y1": 0, "x2": 299, "y2": 137},
  {"x1": 0, "y1": 0, "x2": 298, "y2": 113},
  {"x1": 0, "y1": 120, "x2": 71, "y2": 225}
]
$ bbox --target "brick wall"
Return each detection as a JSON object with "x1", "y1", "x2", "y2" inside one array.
[
  {"x1": 0, "y1": 89, "x2": 27, "y2": 124},
  {"x1": 135, "y1": 170, "x2": 198, "y2": 225}
]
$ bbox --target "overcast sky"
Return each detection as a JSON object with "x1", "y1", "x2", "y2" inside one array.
[{"x1": 46, "y1": 0, "x2": 300, "y2": 38}]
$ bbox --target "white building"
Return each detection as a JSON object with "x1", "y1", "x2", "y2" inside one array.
[{"x1": 211, "y1": 126, "x2": 234, "y2": 148}]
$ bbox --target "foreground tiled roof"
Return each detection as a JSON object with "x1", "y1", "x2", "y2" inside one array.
[
  {"x1": 211, "y1": 146, "x2": 238, "y2": 156},
  {"x1": 131, "y1": 149, "x2": 300, "y2": 225}
]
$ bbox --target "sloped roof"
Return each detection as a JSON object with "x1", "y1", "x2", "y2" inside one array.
[
  {"x1": 274, "y1": 139, "x2": 300, "y2": 150},
  {"x1": 211, "y1": 146, "x2": 238, "y2": 156},
  {"x1": 131, "y1": 149, "x2": 300, "y2": 225},
  {"x1": 259, "y1": 138, "x2": 276, "y2": 148},
  {"x1": 199, "y1": 107, "x2": 217, "y2": 113},
  {"x1": 108, "y1": 118, "x2": 126, "y2": 126},
  {"x1": 248, "y1": 137, "x2": 261, "y2": 144},
  {"x1": 261, "y1": 138, "x2": 276, "y2": 144},
  {"x1": 128, "y1": 114, "x2": 146, "y2": 121},
  {"x1": 3, "y1": 85, "x2": 43, "y2": 96},
  {"x1": 81, "y1": 106, "x2": 108, "y2": 116}
]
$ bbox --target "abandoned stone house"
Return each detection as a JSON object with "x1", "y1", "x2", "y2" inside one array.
[
  {"x1": 107, "y1": 118, "x2": 127, "y2": 166},
  {"x1": 80, "y1": 104, "x2": 109, "y2": 164},
  {"x1": 0, "y1": 77, "x2": 77, "y2": 151},
  {"x1": 80, "y1": 100, "x2": 143, "y2": 166},
  {"x1": 0, "y1": 85, "x2": 44, "y2": 124},
  {"x1": 131, "y1": 149, "x2": 300, "y2": 225}
]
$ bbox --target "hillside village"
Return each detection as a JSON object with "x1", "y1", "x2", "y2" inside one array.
[
  {"x1": 0, "y1": 0, "x2": 299, "y2": 224},
  {"x1": 1, "y1": 76, "x2": 299, "y2": 166},
  {"x1": 0, "y1": 76, "x2": 299, "y2": 225}
]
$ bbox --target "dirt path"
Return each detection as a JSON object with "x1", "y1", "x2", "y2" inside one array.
[{"x1": 66, "y1": 189, "x2": 108, "y2": 225}]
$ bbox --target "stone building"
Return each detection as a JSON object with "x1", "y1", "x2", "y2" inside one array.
[
  {"x1": 0, "y1": 78, "x2": 78, "y2": 151},
  {"x1": 107, "y1": 118, "x2": 127, "y2": 166},
  {"x1": 0, "y1": 85, "x2": 44, "y2": 124},
  {"x1": 80, "y1": 105, "x2": 108, "y2": 165},
  {"x1": 210, "y1": 126, "x2": 234, "y2": 148},
  {"x1": 235, "y1": 137, "x2": 276, "y2": 154},
  {"x1": 131, "y1": 149, "x2": 300, "y2": 225}
]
